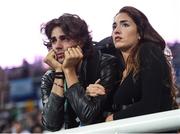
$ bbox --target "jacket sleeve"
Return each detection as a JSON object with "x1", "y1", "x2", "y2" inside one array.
[
  {"x1": 113, "y1": 42, "x2": 171, "y2": 120},
  {"x1": 64, "y1": 54, "x2": 119, "y2": 125},
  {"x1": 41, "y1": 70, "x2": 65, "y2": 131}
]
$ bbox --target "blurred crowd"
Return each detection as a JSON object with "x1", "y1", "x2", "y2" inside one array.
[
  {"x1": 0, "y1": 106, "x2": 43, "y2": 133},
  {"x1": 0, "y1": 57, "x2": 46, "y2": 133}
]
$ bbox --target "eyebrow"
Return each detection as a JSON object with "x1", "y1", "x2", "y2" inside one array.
[
  {"x1": 50, "y1": 36, "x2": 56, "y2": 40},
  {"x1": 119, "y1": 20, "x2": 129, "y2": 23},
  {"x1": 113, "y1": 20, "x2": 129, "y2": 25},
  {"x1": 50, "y1": 36, "x2": 55, "y2": 38}
]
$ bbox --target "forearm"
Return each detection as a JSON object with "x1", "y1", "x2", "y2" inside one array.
[
  {"x1": 65, "y1": 83, "x2": 104, "y2": 124},
  {"x1": 42, "y1": 93, "x2": 65, "y2": 131},
  {"x1": 64, "y1": 68, "x2": 79, "y2": 88},
  {"x1": 51, "y1": 70, "x2": 64, "y2": 97},
  {"x1": 51, "y1": 78, "x2": 64, "y2": 97},
  {"x1": 41, "y1": 70, "x2": 65, "y2": 131},
  {"x1": 64, "y1": 69, "x2": 100, "y2": 124}
]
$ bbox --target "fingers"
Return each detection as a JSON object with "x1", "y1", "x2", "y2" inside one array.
[
  {"x1": 77, "y1": 45, "x2": 82, "y2": 53},
  {"x1": 88, "y1": 83, "x2": 105, "y2": 90},
  {"x1": 86, "y1": 91, "x2": 98, "y2": 97},
  {"x1": 95, "y1": 79, "x2": 101, "y2": 84},
  {"x1": 44, "y1": 49, "x2": 62, "y2": 69},
  {"x1": 86, "y1": 89, "x2": 105, "y2": 96},
  {"x1": 65, "y1": 47, "x2": 83, "y2": 58},
  {"x1": 44, "y1": 49, "x2": 55, "y2": 63},
  {"x1": 86, "y1": 84, "x2": 105, "y2": 97},
  {"x1": 69, "y1": 48, "x2": 79, "y2": 58},
  {"x1": 63, "y1": 46, "x2": 83, "y2": 69}
]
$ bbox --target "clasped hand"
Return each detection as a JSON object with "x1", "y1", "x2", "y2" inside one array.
[
  {"x1": 86, "y1": 79, "x2": 106, "y2": 97},
  {"x1": 86, "y1": 79, "x2": 113, "y2": 121}
]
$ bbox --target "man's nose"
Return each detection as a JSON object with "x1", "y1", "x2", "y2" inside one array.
[{"x1": 55, "y1": 40, "x2": 63, "y2": 49}]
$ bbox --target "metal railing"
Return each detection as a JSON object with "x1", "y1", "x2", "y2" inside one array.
[{"x1": 53, "y1": 109, "x2": 180, "y2": 134}]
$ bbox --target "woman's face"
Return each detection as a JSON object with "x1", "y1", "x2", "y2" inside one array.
[
  {"x1": 112, "y1": 13, "x2": 140, "y2": 52},
  {"x1": 50, "y1": 26, "x2": 77, "y2": 63}
]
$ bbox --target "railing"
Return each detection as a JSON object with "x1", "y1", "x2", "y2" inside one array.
[{"x1": 53, "y1": 109, "x2": 180, "y2": 134}]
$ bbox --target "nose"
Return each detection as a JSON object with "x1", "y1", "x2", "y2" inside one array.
[
  {"x1": 54, "y1": 39, "x2": 63, "y2": 49},
  {"x1": 113, "y1": 25, "x2": 121, "y2": 35}
]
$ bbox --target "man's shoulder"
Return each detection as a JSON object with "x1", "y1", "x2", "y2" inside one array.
[
  {"x1": 101, "y1": 52, "x2": 116, "y2": 59},
  {"x1": 100, "y1": 51, "x2": 117, "y2": 62}
]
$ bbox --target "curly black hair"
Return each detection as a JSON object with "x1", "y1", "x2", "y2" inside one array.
[{"x1": 41, "y1": 13, "x2": 94, "y2": 58}]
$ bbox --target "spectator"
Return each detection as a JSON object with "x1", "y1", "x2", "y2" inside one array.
[{"x1": 40, "y1": 13, "x2": 119, "y2": 131}]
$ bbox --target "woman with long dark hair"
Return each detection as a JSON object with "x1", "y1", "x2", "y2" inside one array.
[{"x1": 87, "y1": 6, "x2": 179, "y2": 122}]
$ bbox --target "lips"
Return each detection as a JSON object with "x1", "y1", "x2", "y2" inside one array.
[
  {"x1": 115, "y1": 36, "x2": 122, "y2": 42},
  {"x1": 56, "y1": 52, "x2": 64, "y2": 59}
]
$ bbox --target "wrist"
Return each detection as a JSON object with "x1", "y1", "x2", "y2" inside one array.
[
  {"x1": 54, "y1": 71, "x2": 64, "y2": 79},
  {"x1": 63, "y1": 68, "x2": 78, "y2": 88},
  {"x1": 63, "y1": 68, "x2": 76, "y2": 74},
  {"x1": 55, "y1": 68, "x2": 63, "y2": 72}
]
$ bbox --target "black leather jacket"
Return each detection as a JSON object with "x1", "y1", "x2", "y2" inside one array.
[{"x1": 41, "y1": 50, "x2": 120, "y2": 131}]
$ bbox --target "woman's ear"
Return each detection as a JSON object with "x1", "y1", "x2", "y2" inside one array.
[
  {"x1": 138, "y1": 36, "x2": 141, "y2": 40},
  {"x1": 137, "y1": 32, "x2": 141, "y2": 40},
  {"x1": 137, "y1": 34, "x2": 141, "y2": 40}
]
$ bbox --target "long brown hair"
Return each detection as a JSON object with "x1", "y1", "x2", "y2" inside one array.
[{"x1": 117, "y1": 6, "x2": 178, "y2": 108}]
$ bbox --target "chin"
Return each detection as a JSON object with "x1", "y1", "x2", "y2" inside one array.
[{"x1": 115, "y1": 43, "x2": 123, "y2": 49}]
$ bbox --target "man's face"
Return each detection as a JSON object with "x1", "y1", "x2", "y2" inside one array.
[{"x1": 50, "y1": 26, "x2": 77, "y2": 63}]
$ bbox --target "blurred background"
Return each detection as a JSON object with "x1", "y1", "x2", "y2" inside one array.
[{"x1": 0, "y1": 0, "x2": 180, "y2": 133}]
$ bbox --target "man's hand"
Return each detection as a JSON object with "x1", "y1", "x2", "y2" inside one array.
[
  {"x1": 62, "y1": 46, "x2": 83, "y2": 71},
  {"x1": 44, "y1": 49, "x2": 62, "y2": 71},
  {"x1": 62, "y1": 46, "x2": 83, "y2": 88}
]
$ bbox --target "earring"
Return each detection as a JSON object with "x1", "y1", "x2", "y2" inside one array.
[{"x1": 138, "y1": 36, "x2": 141, "y2": 40}]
